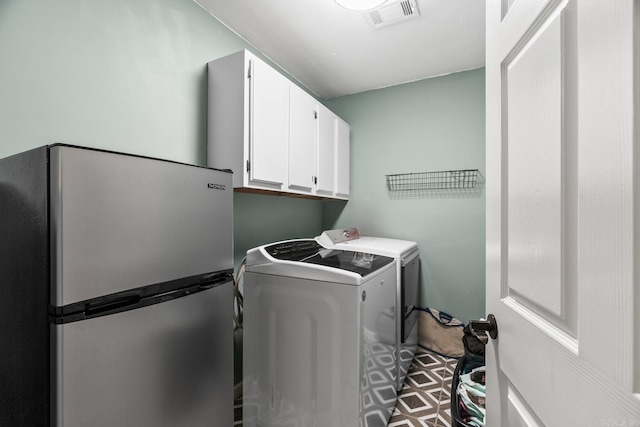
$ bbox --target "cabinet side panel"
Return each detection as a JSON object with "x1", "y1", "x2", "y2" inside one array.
[
  {"x1": 207, "y1": 51, "x2": 247, "y2": 188},
  {"x1": 0, "y1": 146, "x2": 49, "y2": 425}
]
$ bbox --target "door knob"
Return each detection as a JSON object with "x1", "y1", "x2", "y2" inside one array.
[{"x1": 469, "y1": 314, "x2": 498, "y2": 344}]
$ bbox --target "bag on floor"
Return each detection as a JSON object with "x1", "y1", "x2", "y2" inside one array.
[
  {"x1": 418, "y1": 308, "x2": 465, "y2": 358},
  {"x1": 462, "y1": 324, "x2": 485, "y2": 357}
]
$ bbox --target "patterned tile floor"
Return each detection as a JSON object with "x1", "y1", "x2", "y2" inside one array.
[
  {"x1": 233, "y1": 347, "x2": 457, "y2": 427},
  {"x1": 388, "y1": 348, "x2": 458, "y2": 427}
]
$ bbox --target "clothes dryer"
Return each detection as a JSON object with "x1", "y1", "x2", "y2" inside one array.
[
  {"x1": 243, "y1": 239, "x2": 398, "y2": 427},
  {"x1": 316, "y1": 228, "x2": 420, "y2": 391}
]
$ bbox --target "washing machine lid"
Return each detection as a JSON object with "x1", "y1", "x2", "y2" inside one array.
[
  {"x1": 262, "y1": 239, "x2": 394, "y2": 276},
  {"x1": 246, "y1": 239, "x2": 395, "y2": 283},
  {"x1": 316, "y1": 228, "x2": 418, "y2": 259}
]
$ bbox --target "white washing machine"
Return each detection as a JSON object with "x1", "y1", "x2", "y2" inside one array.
[
  {"x1": 316, "y1": 228, "x2": 420, "y2": 391},
  {"x1": 243, "y1": 239, "x2": 398, "y2": 427}
]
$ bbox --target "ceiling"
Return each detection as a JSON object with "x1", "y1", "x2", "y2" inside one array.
[{"x1": 195, "y1": 0, "x2": 485, "y2": 99}]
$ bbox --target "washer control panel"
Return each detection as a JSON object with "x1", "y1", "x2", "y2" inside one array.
[{"x1": 265, "y1": 240, "x2": 322, "y2": 261}]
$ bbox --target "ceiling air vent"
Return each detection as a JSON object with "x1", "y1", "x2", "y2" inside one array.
[{"x1": 364, "y1": 0, "x2": 420, "y2": 29}]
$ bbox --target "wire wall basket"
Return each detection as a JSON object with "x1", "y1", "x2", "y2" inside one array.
[{"x1": 386, "y1": 169, "x2": 479, "y2": 192}]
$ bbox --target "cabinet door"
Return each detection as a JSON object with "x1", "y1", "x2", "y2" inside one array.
[
  {"x1": 335, "y1": 118, "x2": 350, "y2": 198},
  {"x1": 249, "y1": 56, "x2": 289, "y2": 187},
  {"x1": 288, "y1": 85, "x2": 317, "y2": 192},
  {"x1": 316, "y1": 104, "x2": 336, "y2": 196}
]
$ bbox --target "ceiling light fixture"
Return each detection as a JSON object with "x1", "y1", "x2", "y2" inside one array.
[{"x1": 334, "y1": 0, "x2": 389, "y2": 11}]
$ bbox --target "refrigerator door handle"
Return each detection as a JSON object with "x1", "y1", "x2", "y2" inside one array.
[
  {"x1": 197, "y1": 271, "x2": 234, "y2": 289},
  {"x1": 51, "y1": 270, "x2": 235, "y2": 324},
  {"x1": 84, "y1": 292, "x2": 141, "y2": 317}
]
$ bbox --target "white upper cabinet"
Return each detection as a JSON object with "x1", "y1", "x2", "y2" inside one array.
[
  {"x1": 207, "y1": 50, "x2": 289, "y2": 191},
  {"x1": 335, "y1": 118, "x2": 350, "y2": 199},
  {"x1": 249, "y1": 56, "x2": 289, "y2": 187},
  {"x1": 207, "y1": 50, "x2": 349, "y2": 200},
  {"x1": 288, "y1": 84, "x2": 317, "y2": 192},
  {"x1": 315, "y1": 104, "x2": 336, "y2": 197}
]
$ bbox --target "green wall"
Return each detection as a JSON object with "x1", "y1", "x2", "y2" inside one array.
[
  {"x1": 0, "y1": 0, "x2": 235, "y2": 163},
  {"x1": 324, "y1": 69, "x2": 486, "y2": 323}
]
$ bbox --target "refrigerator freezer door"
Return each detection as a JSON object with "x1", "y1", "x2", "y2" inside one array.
[
  {"x1": 52, "y1": 281, "x2": 233, "y2": 427},
  {"x1": 49, "y1": 146, "x2": 233, "y2": 307}
]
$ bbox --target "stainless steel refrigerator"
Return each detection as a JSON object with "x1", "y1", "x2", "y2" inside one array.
[{"x1": 0, "y1": 145, "x2": 234, "y2": 426}]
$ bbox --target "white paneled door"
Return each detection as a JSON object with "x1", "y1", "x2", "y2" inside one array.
[{"x1": 485, "y1": 0, "x2": 640, "y2": 425}]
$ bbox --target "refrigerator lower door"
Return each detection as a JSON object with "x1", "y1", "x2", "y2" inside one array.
[{"x1": 52, "y1": 281, "x2": 232, "y2": 427}]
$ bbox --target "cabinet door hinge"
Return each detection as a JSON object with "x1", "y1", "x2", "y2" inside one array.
[
  {"x1": 247, "y1": 62, "x2": 252, "y2": 79},
  {"x1": 313, "y1": 176, "x2": 317, "y2": 184},
  {"x1": 314, "y1": 110, "x2": 318, "y2": 119},
  {"x1": 246, "y1": 160, "x2": 251, "y2": 172}
]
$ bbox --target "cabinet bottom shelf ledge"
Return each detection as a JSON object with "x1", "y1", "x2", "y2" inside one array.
[{"x1": 234, "y1": 187, "x2": 348, "y2": 201}]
